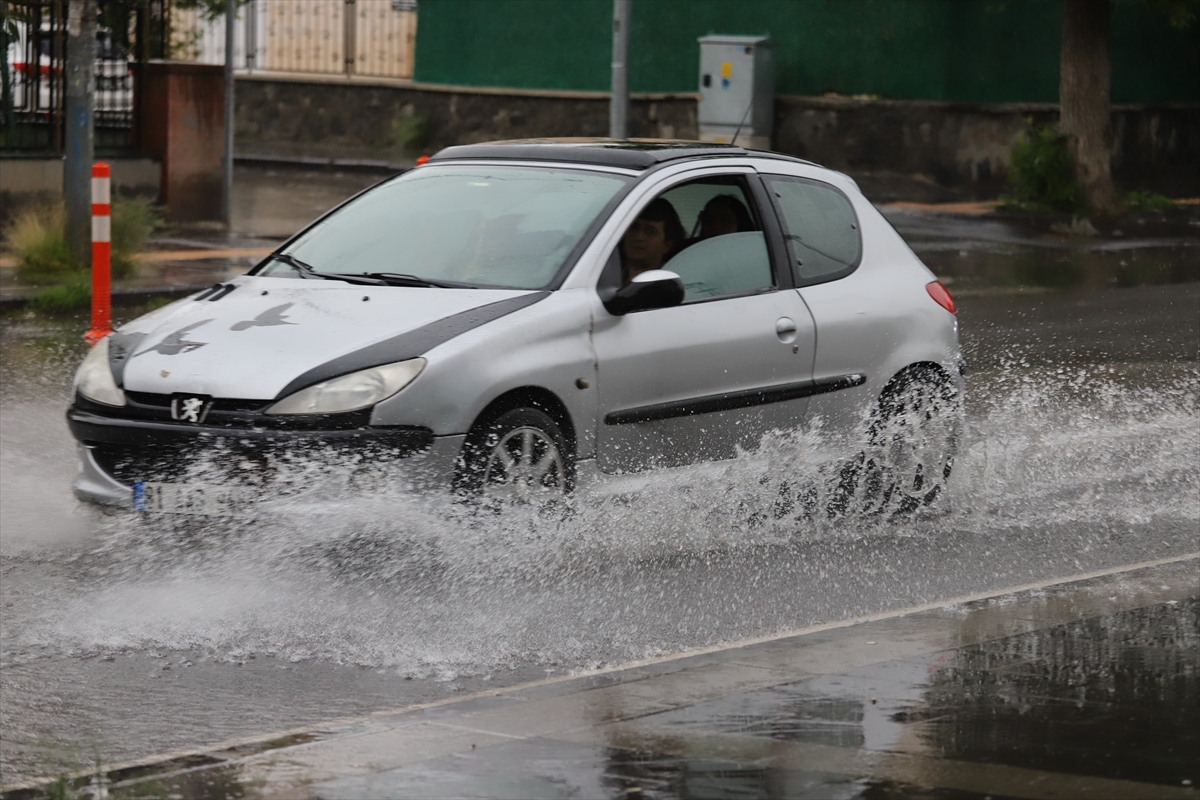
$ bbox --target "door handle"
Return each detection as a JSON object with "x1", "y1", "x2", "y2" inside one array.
[{"x1": 775, "y1": 317, "x2": 798, "y2": 343}]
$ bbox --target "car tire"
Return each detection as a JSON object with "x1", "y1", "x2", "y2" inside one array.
[
  {"x1": 456, "y1": 407, "x2": 572, "y2": 505},
  {"x1": 835, "y1": 367, "x2": 960, "y2": 517}
]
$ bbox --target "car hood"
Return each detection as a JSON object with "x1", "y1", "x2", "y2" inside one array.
[{"x1": 115, "y1": 277, "x2": 535, "y2": 399}]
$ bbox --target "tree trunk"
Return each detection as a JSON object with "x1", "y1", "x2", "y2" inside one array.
[{"x1": 1060, "y1": 0, "x2": 1118, "y2": 213}]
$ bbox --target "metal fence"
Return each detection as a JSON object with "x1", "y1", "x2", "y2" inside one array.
[
  {"x1": 171, "y1": 0, "x2": 416, "y2": 79},
  {"x1": 1, "y1": 0, "x2": 167, "y2": 152}
]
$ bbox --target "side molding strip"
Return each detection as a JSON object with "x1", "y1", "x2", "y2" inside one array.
[
  {"x1": 604, "y1": 373, "x2": 866, "y2": 425},
  {"x1": 274, "y1": 292, "x2": 549, "y2": 400}
]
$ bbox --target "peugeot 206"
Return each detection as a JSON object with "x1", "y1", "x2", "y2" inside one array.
[{"x1": 68, "y1": 140, "x2": 962, "y2": 515}]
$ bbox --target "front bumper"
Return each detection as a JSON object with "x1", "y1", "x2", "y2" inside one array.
[{"x1": 67, "y1": 404, "x2": 464, "y2": 509}]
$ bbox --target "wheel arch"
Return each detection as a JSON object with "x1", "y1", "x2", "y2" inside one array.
[
  {"x1": 878, "y1": 361, "x2": 955, "y2": 402},
  {"x1": 466, "y1": 386, "x2": 577, "y2": 461}
]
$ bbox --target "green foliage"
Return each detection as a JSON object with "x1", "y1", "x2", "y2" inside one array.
[
  {"x1": 44, "y1": 776, "x2": 74, "y2": 800},
  {"x1": 1002, "y1": 121, "x2": 1082, "y2": 213},
  {"x1": 5, "y1": 201, "x2": 76, "y2": 284},
  {"x1": 377, "y1": 113, "x2": 430, "y2": 155},
  {"x1": 1142, "y1": 0, "x2": 1200, "y2": 28},
  {"x1": 1125, "y1": 190, "x2": 1177, "y2": 210},
  {"x1": 4, "y1": 196, "x2": 164, "y2": 284},
  {"x1": 111, "y1": 194, "x2": 165, "y2": 279},
  {"x1": 29, "y1": 277, "x2": 91, "y2": 314}
]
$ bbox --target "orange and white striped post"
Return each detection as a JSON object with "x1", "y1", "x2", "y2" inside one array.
[{"x1": 85, "y1": 162, "x2": 112, "y2": 345}]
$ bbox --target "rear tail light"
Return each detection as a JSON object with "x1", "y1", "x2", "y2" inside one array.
[{"x1": 926, "y1": 281, "x2": 956, "y2": 315}]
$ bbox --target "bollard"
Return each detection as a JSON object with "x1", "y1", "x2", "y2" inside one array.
[{"x1": 84, "y1": 162, "x2": 112, "y2": 345}]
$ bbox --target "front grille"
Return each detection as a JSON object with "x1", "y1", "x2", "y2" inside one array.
[
  {"x1": 77, "y1": 392, "x2": 374, "y2": 430},
  {"x1": 89, "y1": 433, "x2": 434, "y2": 487},
  {"x1": 125, "y1": 391, "x2": 268, "y2": 414}
]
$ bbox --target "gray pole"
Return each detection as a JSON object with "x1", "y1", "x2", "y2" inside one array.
[
  {"x1": 222, "y1": 0, "x2": 235, "y2": 228},
  {"x1": 64, "y1": 0, "x2": 96, "y2": 263},
  {"x1": 609, "y1": 0, "x2": 629, "y2": 140}
]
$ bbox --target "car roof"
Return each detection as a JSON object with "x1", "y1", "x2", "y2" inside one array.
[{"x1": 427, "y1": 138, "x2": 818, "y2": 171}]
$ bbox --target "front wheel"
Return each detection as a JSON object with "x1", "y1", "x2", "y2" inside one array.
[{"x1": 456, "y1": 408, "x2": 572, "y2": 505}]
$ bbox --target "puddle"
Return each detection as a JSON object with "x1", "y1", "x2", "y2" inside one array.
[{"x1": 646, "y1": 599, "x2": 1200, "y2": 789}]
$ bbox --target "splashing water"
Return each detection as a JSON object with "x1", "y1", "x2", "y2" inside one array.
[{"x1": 6, "y1": 362, "x2": 1195, "y2": 683}]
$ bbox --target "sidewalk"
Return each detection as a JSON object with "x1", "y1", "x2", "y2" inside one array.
[
  {"x1": 5, "y1": 555, "x2": 1196, "y2": 800},
  {"x1": 0, "y1": 238, "x2": 276, "y2": 305}
]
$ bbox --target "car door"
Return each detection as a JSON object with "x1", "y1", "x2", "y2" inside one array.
[
  {"x1": 591, "y1": 171, "x2": 817, "y2": 473},
  {"x1": 760, "y1": 173, "x2": 875, "y2": 437}
]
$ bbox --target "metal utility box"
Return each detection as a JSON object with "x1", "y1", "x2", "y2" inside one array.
[{"x1": 697, "y1": 35, "x2": 775, "y2": 150}]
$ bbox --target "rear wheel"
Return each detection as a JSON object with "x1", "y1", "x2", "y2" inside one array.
[
  {"x1": 457, "y1": 408, "x2": 571, "y2": 505},
  {"x1": 836, "y1": 367, "x2": 959, "y2": 517}
]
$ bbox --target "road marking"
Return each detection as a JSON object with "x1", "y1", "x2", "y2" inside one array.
[{"x1": 3, "y1": 551, "x2": 1196, "y2": 793}]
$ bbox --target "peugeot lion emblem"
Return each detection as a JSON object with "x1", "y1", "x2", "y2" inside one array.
[{"x1": 172, "y1": 396, "x2": 211, "y2": 423}]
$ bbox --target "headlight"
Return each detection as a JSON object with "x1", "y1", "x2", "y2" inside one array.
[
  {"x1": 75, "y1": 336, "x2": 126, "y2": 407},
  {"x1": 266, "y1": 359, "x2": 426, "y2": 415}
]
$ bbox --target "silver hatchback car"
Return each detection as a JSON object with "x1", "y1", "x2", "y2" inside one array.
[{"x1": 69, "y1": 140, "x2": 962, "y2": 515}]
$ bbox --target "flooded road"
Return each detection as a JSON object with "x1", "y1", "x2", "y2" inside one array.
[{"x1": 1, "y1": 178, "x2": 1197, "y2": 784}]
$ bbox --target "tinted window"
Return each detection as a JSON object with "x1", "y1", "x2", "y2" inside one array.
[
  {"x1": 764, "y1": 176, "x2": 861, "y2": 283},
  {"x1": 619, "y1": 176, "x2": 773, "y2": 302},
  {"x1": 268, "y1": 166, "x2": 630, "y2": 290},
  {"x1": 667, "y1": 232, "x2": 772, "y2": 301}
]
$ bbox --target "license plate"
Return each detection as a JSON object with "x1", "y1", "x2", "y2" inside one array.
[{"x1": 133, "y1": 481, "x2": 255, "y2": 516}]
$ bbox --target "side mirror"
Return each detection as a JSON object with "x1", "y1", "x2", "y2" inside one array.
[{"x1": 603, "y1": 269, "x2": 685, "y2": 316}]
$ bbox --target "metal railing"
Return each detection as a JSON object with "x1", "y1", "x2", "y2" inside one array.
[{"x1": 1, "y1": 0, "x2": 167, "y2": 152}]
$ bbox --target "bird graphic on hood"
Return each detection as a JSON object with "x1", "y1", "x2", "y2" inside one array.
[
  {"x1": 230, "y1": 303, "x2": 296, "y2": 331},
  {"x1": 134, "y1": 320, "x2": 213, "y2": 357}
]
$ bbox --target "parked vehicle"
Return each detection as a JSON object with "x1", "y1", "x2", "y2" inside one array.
[{"x1": 68, "y1": 140, "x2": 962, "y2": 515}]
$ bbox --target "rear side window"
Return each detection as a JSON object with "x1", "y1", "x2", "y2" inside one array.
[{"x1": 764, "y1": 176, "x2": 861, "y2": 284}]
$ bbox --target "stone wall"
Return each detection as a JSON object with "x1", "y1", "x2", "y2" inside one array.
[
  {"x1": 236, "y1": 74, "x2": 1200, "y2": 202},
  {"x1": 234, "y1": 75, "x2": 696, "y2": 161}
]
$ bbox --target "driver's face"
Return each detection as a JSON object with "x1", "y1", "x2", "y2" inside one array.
[{"x1": 623, "y1": 217, "x2": 673, "y2": 267}]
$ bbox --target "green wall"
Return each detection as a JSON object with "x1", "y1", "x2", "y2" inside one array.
[{"x1": 413, "y1": 0, "x2": 1199, "y2": 104}]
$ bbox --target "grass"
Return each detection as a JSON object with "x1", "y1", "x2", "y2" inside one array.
[
  {"x1": 29, "y1": 276, "x2": 93, "y2": 313},
  {"x1": 3, "y1": 195, "x2": 164, "y2": 284},
  {"x1": 1124, "y1": 191, "x2": 1176, "y2": 211},
  {"x1": 4, "y1": 201, "x2": 75, "y2": 283}
]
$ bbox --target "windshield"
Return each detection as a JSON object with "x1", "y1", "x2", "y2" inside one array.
[{"x1": 258, "y1": 165, "x2": 631, "y2": 289}]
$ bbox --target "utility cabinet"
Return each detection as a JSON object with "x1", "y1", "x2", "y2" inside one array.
[{"x1": 697, "y1": 35, "x2": 774, "y2": 150}]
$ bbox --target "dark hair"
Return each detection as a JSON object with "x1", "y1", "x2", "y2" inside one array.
[
  {"x1": 699, "y1": 194, "x2": 754, "y2": 235},
  {"x1": 637, "y1": 197, "x2": 686, "y2": 247}
]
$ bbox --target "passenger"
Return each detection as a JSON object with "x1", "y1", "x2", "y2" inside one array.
[
  {"x1": 697, "y1": 194, "x2": 754, "y2": 239},
  {"x1": 621, "y1": 198, "x2": 686, "y2": 284}
]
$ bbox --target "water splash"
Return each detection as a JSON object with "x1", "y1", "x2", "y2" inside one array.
[{"x1": 10, "y1": 363, "x2": 1196, "y2": 679}]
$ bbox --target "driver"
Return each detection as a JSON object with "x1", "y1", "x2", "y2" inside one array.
[{"x1": 621, "y1": 198, "x2": 685, "y2": 284}]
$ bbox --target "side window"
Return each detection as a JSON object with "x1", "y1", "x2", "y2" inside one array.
[
  {"x1": 764, "y1": 176, "x2": 861, "y2": 284},
  {"x1": 606, "y1": 176, "x2": 774, "y2": 304}
]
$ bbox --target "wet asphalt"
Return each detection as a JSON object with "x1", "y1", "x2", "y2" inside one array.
[{"x1": 0, "y1": 164, "x2": 1197, "y2": 795}]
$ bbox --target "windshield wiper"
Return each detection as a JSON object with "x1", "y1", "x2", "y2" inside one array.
[
  {"x1": 360, "y1": 272, "x2": 471, "y2": 289},
  {"x1": 271, "y1": 253, "x2": 387, "y2": 286}
]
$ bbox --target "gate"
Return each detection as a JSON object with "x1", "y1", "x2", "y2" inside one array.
[{"x1": 0, "y1": 0, "x2": 167, "y2": 153}]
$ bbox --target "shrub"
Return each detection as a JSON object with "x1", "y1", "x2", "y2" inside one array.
[
  {"x1": 1003, "y1": 121, "x2": 1081, "y2": 214},
  {"x1": 3, "y1": 195, "x2": 164, "y2": 283},
  {"x1": 4, "y1": 201, "x2": 77, "y2": 284},
  {"x1": 377, "y1": 112, "x2": 429, "y2": 155},
  {"x1": 111, "y1": 194, "x2": 165, "y2": 279},
  {"x1": 1125, "y1": 191, "x2": 1176, "y2": 211}
]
